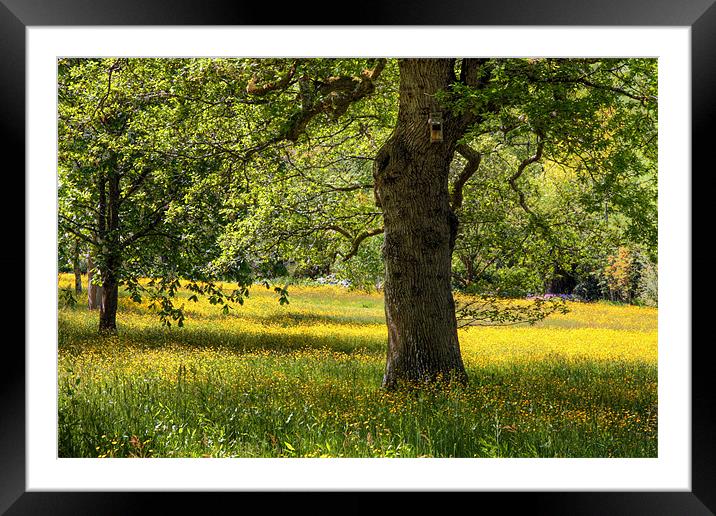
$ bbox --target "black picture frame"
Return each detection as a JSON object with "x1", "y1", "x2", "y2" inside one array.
[{"x1": 3, "y1": 1, "x2": 711, "y2": 514}]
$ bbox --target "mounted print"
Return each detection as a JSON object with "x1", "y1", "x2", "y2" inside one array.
[{"x1": 57, "y1": 56, "x2": 658, "y2": 459}]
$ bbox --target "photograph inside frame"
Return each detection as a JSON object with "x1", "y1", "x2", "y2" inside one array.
[{"x1": 56, "y1": 56, "x2": 659, "y2": 460}]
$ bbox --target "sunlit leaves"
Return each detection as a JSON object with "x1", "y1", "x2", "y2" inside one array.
[{"x1": 448, "y1": 58, "x2": 657, "y2": 296}]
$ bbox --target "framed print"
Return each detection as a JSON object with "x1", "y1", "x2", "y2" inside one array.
[{"x1": 4, "y1": 0, "x2": 713, "y2": 513}]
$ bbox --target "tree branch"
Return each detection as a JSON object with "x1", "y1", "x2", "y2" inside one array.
[
  {"x1": 341, "y1": 227, "x2": 384, "y2": 262},
  {"x1": 119, "y1": 167, "x2": 153, "y2": 205},
  {"x1": 528, "y1": 63, "x2": 657, "y2": 105},
  {"x1": 122, "y1": 203, "x2": 170, "y2": 246},
  {"x1": 508, "y1": 133, "x2": 545, "y2": 220},
  {"x1": 452, "y1": 143, "x2": 482, "y2": 210},
  {"x1": 325, "y1": 225, "x2": 384, "y2": 262},
  {"x1": 246, "y1": 60, "x2": 299, "y2": 96},
  {"x1": 281, "y1": 59, "x2": 387, "y2": 142},
  {"x1": 58, "y1": 215, "x2": 98, "y2": 247},
  {"x1": 90, "y1": 59, "x2": 124, "y2": 123}
]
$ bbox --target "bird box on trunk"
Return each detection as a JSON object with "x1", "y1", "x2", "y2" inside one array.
[{"x1": 429, "y1": 112, "x2": 443, "y2": 143}]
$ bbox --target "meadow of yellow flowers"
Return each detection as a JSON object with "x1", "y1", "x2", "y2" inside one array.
[{"x1": 58, "y1": 275, "x2": 657, "y2": 458}]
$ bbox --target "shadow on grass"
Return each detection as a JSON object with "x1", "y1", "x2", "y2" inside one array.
[
  {"x1": 58, "y1": 311, "x2": 387, "y2": 356},
  {"x1": 113, "y1": 295, "x2": 386, "y2": 327}
]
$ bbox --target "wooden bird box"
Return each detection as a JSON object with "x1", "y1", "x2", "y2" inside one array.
[{"x1": 428, "y1": 112, "x2": 443, "y2": 143}]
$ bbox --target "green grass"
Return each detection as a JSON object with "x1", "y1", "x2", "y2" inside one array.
[{"x1": 58, "y1": 276, "x2": 657, "y2": 458}]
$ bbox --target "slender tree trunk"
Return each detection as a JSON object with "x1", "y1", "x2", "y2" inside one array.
[
  {"x1": 73, "y1": 261, "x2": 83, "y2": 294},
  {"x1": 374, "y1": 59, "x2": 468, "y2": 389},
  {"x1": 87, "y1": 253, "x2": 103, "y2": 310},
  {"x1": 72, "y1": 240, "x2": 83, "y2": 294},
  {"x1": 459, "y1": 253, "x2": 477, "y2": 287}
]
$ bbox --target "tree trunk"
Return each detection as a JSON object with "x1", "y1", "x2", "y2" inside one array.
[
  {"x1": 97, "y1": 166, "x2": 121, "y2": 334},
  {"x1": 87, "y1": 253, "x2": 103, "y2": 310},
  {"x1": 459, "y1": 253, "x2": 477, "y2": 288},
  {"x1": 99, "y1": 269, "x2": 119, "y2": 333},
  {"x1": 73, "y1": 262, "x2": 83, "y2": 294},
  {"x1": 374, "y1": 59, "x2": 468, "y2": 389},
  {"x1": 72, "y1": 240, "x2": 83, "y2": 294}
]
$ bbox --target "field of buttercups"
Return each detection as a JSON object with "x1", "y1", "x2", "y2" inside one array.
[{"x1": 57, "y1": 275, "x2": 657, "y2": 458}]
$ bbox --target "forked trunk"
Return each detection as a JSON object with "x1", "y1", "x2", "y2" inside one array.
[
  {"x1": 374, "y1": 59, "x2": 468, "y2": 389},
  {"x1": 95, "y1": 164, "x2": 121, "y2": 333}
]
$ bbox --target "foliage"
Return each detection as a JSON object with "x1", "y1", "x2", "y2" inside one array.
[
  {"x1": 59, "y1": 286, "x2": 78, "y2": 309},
  {"x1": 603, "y1": 246, "x2": 634, "y2": 302},
  {"x1": 330, "y1": 233, "x2": 385, "y2": 291},
  {"x1": 208, "y1": 59, "x2": 396, "y2": 284},
  {"x1": 600, "y1": 245, "x2": 658, "y2": 306},
  {"x1": 57, "y1": 58, "x2": 295, "y2": 327},
  {"x1": 446, "y1": 59, "x2": 657, "y2": 302}
]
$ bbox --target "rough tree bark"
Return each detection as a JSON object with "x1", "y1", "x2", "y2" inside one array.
[{"x1": 373, "y1": 59, "x2": 479, "y2": 389}]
